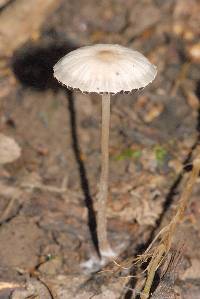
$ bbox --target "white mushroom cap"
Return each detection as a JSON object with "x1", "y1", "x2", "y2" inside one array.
[
  {"x1": 0, "y1": 134, "x2": 21, "y2": 164},
  {"x1": 54, "y1": 44, "x2": 157, "y2": 94}
]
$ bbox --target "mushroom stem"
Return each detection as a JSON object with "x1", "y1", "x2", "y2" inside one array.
[{"x1": 97, "y1": 93, "x2": 114, "y2": 257}]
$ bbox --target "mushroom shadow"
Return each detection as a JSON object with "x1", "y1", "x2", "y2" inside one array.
[
  {"x1": 11, "y1": 40, "x2": 99, "y2": 254},
  {"x1": 12, "y1": 40, "x2": 77, "y2": 91},
  {"x1": 66, "y1": 90, "x2": 99, "y2": 254}
]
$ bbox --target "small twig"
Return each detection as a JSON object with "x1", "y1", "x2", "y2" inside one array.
[
  {"x1": 140, "y1": 244, "x2": 165, "y2": 299},
  {"x1": 36, "y1": 277, "x2": 55, "y2": 299},
  {"x1": 21, "y1": 177, "x2": 68, "y2": 194},
  {"x1": 113, "y1": 259, "x2": 131, "y2": 270}
]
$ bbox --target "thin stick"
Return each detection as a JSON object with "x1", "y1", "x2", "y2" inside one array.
[
  {"x1": 140, "y1": 244, "x2": 165, "y2": 299},
  {"x1": 97, "y1": 93, "x2": 113, "y2": 256}
]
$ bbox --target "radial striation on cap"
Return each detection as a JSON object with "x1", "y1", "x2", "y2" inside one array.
[{"x1": 54, "y1": 44, "x2": 157, "y2": 94}]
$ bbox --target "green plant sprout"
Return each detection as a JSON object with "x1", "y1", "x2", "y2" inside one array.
[
  {"x1": 154, "y1": 145, "x2": 168, "y2": 166},
  {"x1": 115, "y1": 148, "x2": 142, "y2": 161}
]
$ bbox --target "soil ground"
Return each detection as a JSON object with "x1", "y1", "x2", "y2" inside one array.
[{"x1": 0, "y1": 0, "x2": 200, "y2": 298}]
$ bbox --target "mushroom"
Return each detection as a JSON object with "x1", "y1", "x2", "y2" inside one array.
[{"x1": 53, "y1": 44, "x2": 157, "y2": 258}]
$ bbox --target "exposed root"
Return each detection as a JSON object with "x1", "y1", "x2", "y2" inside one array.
[
  {"x1": 140, "y1": 244, "x2": 165, "y2": 299},
  {"x1": 136, "y1": 151, "x2": 200, "y2": 299}
]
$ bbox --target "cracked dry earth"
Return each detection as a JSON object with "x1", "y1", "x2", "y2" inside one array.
[{"x1": 0, "y1": 0, "x2": 200, "y2": 298}]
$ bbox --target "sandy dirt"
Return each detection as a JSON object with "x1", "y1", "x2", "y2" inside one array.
[{"x1": 0, "y1": 0, "x2": 200, "y2": 298}]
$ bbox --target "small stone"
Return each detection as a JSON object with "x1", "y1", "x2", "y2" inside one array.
[
  {"x1": 143, "y1": 102, "x2": 164, "y2": 123},
  {"x1": 0, "y1": 134, "x2": 21, "y2": 164},
  {"x1": 187, "y1": 42, "x2": 200, "y2": 63},
  {"x1": 173, "y1": 22, "x2": 184, "y2": 36}
]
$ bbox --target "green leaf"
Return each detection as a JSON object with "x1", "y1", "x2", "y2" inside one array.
[
  {"x1": 115, "y1": 148, "x2": 142, "y2": 161},
  {"x1": 154, "y1": 146, "x2": 167, "y2": 166}
]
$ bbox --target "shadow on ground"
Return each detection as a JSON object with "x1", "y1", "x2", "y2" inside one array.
[{"x1": 11, "y1": 38, "x2": 99, "y2": 254}]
